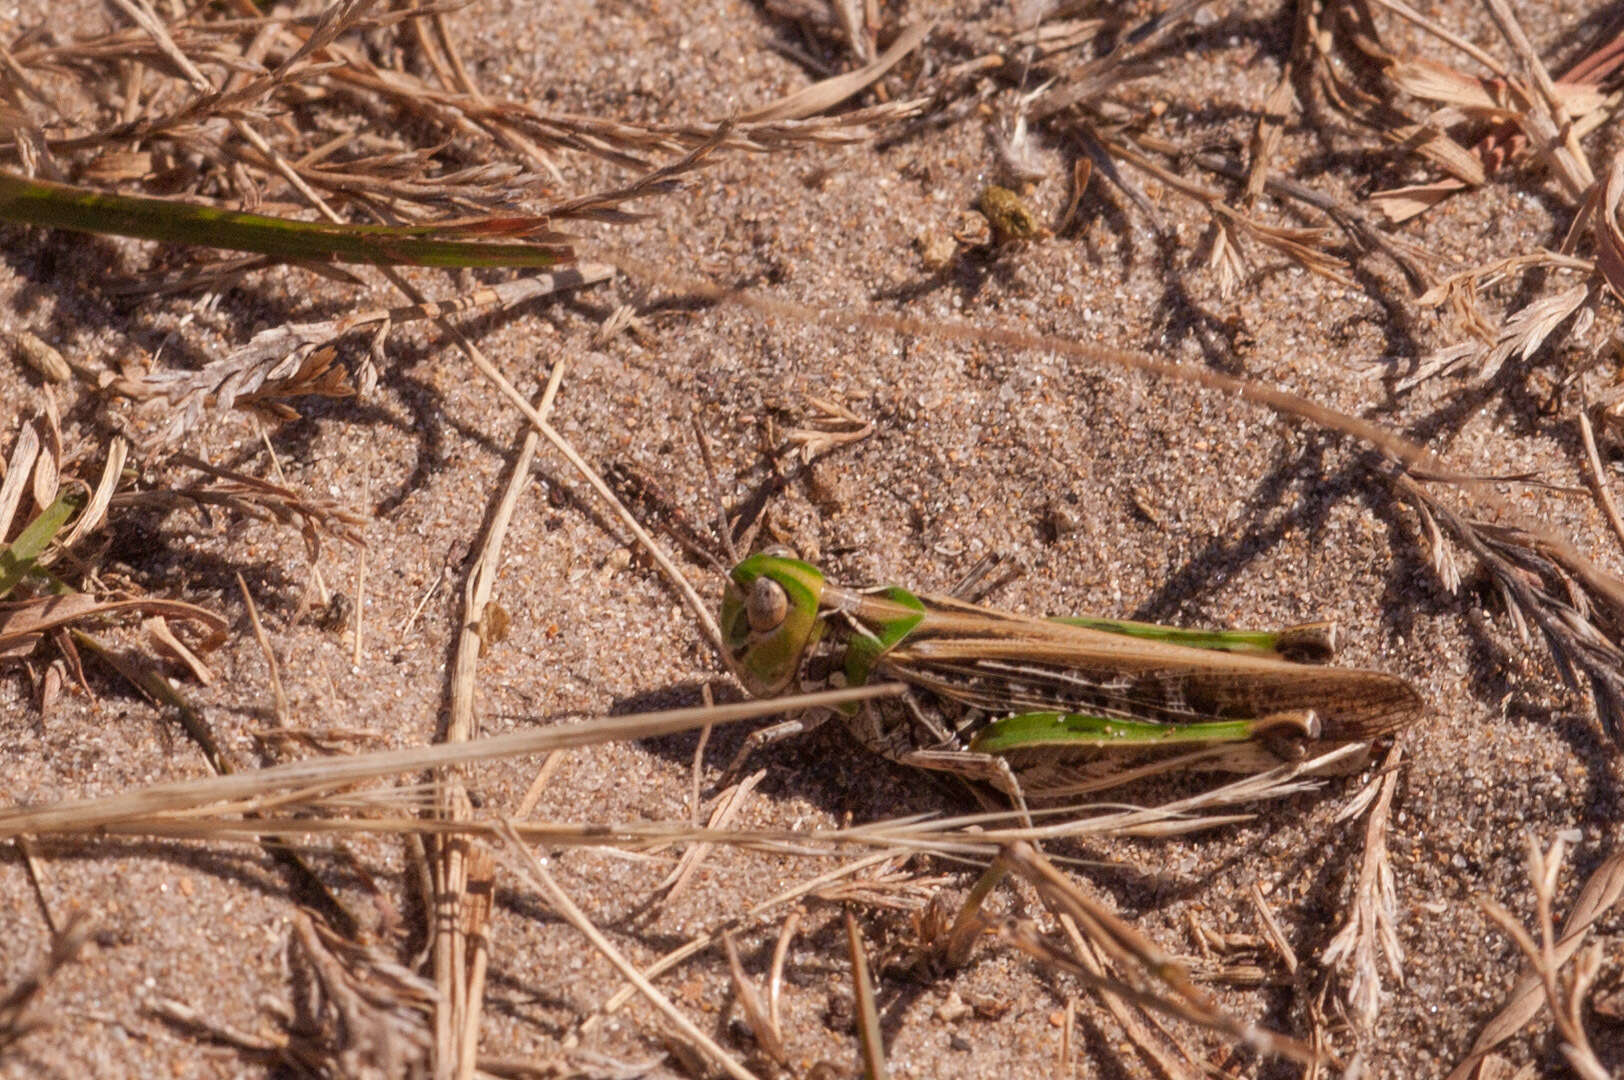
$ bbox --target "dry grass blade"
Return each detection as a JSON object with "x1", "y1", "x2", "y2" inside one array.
[
  {"x1": 1, "y1": 594, "x2": 226, "y2": 660},
  {"x1": 654, "y1": 769, "x2": 764, "y2": 909},
  {"x1": 1056, "y1": 917, "x2": 1198, "y2": 1080},
  {"x1": 59, "y1": 435, "x2": 125, "y2": 548},
  {"x1": 1446, "y1": 846, "x2": 1624, "y2": 1078},
  {"x1": 1578, "y1": 407, "x2": 1624, "y2": 556},
  {"x1": 1346, "y1": 0, "x2": 1619, "y2": 221},
  {"x1": 1249, "y1": 882, "x2": 1299, "y2": 976},
  {"x1": 1027, "y1": 2, "x2": 1201, "y2": 123},
  {"x1": 143, "y1": 615, "x2": 213, "y2": 684},
  {"x1": 723, "y1": 931, "x2": 786, "y2": 1066},
  {"x1": 2, "y1": 0, "x2": 924, "y2": 227},
  {"x1": 1345, "y1": 6, "x2": 1624, "y2": 390},
  {"x1": 1243, "y1": 64, "x2": 1296, "y2": 206},
  {"x1": 0, "y1": 684, "x2": 905, "y2": 838},
  {"x1": 0, "y1": 420, "x2": 41, "y2": 543},
  {"x1": 843, "y1": 908, "x2": 887, "y2": 1080},
  {"x1": 229, "y1": 346, "x2": 355, "y2": 422},
  {"x1": 1581, "y1": 152, "x2": 1624, "y2": 307},
  {"x1": 1320, "y1": 746, "x2": 1405, "y2": 1032},
  {"x1": 741, "y1": 22, "x2": 928, "y2": 123},
  {"x1": 237, "y1": 572, "x2": 288, "y2": 727}
]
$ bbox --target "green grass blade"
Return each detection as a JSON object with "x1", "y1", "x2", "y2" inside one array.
[
  {"x1": 0, "y1": 171, "x2": 572, "y2": 269},
  {"x1": 0, "y1": 487, "x2": 88, "y2": 599}
]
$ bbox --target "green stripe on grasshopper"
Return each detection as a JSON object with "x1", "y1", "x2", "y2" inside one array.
[
  {"x1": 1047, "y1": 616, "x2": 1335, "y2": 660},
  {"x1": 969, "y1": 711, "x2": 1293, "y2": 754},
  {"x1": 841, "y1": 586, "x2": 925, "y2": 710}
]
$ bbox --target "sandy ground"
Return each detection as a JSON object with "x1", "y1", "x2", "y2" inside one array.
[{"x1": 3, "y1": 0, "x2": 1623, "y2": 1077}]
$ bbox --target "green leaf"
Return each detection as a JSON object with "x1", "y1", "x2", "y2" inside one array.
[{"x1": 0, "y1": 487, "x2": 88, "y2": 599}]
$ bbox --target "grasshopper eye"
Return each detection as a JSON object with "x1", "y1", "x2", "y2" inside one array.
[{"x1": 747, "y1": 577, "x2": 789, "y2": 632}]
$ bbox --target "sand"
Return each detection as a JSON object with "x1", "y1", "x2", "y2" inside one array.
[{"x1": 2, "y1": 0, "x2": 1622, "y2": 1076}]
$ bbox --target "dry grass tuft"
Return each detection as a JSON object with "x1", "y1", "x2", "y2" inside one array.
[{"x1": 1467, "y1": 835, "x2": 1622, "y2": 1080}]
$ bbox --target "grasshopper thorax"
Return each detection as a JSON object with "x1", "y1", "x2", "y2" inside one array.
[{"x1": 719, "y1": 553, "x2": 828, "y2": 698}]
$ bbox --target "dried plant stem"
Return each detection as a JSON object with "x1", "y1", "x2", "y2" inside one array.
[
  {"x1": 844, "y1": 908, "x2": 887, "y2": 1080},
  {"x1": 434, "y1": 357, "x2": 564, "y2": 1080},
  {"x1": 1577, "y1": 409, "x2": 1624, "y2": 555},
  {"x1": 0, "y1": 684, "x2": 904, "y2": 838},
  {"x1": 236, "y1": 573, "x2": 287, "y2": 727}
]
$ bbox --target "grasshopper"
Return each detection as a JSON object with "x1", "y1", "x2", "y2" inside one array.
[{"x1": 719, "y1": 551, "x2": 1422, "y2": 805}]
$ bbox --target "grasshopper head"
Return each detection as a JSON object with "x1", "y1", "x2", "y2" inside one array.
[{"x1": 720, "y1": 552, "x2": 826, "y2": 698}]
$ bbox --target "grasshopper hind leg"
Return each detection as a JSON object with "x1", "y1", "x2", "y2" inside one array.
[{"x1": 895, "y1": 747, "x2": 1035, "y2": 825}]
